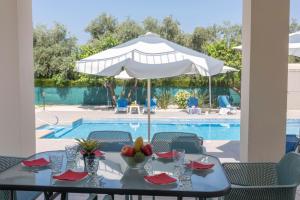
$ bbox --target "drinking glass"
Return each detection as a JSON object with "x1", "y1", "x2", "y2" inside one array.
[
  {"x1": 85, "y1": 157, "x2": 99, "y2": 176},
  {"x1": 49, "y1": 154, "x2": 63, "y2": 174},
  {"x1": 65, "y1": 144, "x2": 78, "y2": 162},
  {"x1": 173, "y1": 149, "x2": 185, "y2": 166}
]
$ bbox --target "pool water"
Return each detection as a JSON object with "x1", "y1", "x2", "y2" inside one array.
[{"x1": 40, "y1": 119, "x2": 300, "y2": 141}]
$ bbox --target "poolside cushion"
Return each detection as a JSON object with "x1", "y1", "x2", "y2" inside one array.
[
  {"x1": 218, "y1": 95, "x2": 231, "y2": 108},
  {"x1": 117, "y1": 99, "x2": 128, "y2": 108},
  {"x1": 285, "y1": 135, "x2": 299, "y2": 153},
  {"x1": 187, "y1": 97, "x2": 198, "y2": 107}
]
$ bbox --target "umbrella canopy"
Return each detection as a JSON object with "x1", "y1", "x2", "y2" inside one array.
[
  {"x1": 114, "y1": 70, "x2": 133, "y2": 80},
  {"x1": 76, "y1": 32, "x2": 224, "y2": 142},
  {"x1": 289, "y1": 31, "x2": 300, "y2": 57},
  {"x1": 221, "y1": 66, "x2": 239, "y2": 73},
  {"x1": 234, "y1": 31, "x2": 300, "y2": 57},
  {"x1": 76, "y1": 32, "x2": 223, "y2": 78}
]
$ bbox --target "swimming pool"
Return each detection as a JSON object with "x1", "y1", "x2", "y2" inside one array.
[{"x1": 39, "y1": 119, "x2": 300, "y2": 141}]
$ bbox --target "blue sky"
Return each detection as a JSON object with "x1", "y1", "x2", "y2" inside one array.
[{"x1": 33, "y1": 0, "x2": 300, "y2": 44}]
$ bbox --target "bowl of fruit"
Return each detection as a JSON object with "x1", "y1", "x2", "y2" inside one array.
[{"x1": 121, "y1": 137, "x2": 153, "y2": 169}]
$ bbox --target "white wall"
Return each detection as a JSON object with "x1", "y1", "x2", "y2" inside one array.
[
  {"x1": 240, "y1": 0, "x2": 289, "y2": 162},
  {"x1": 287, "y1": 64, "x2": 300, "y2": 110},
  {"x1": 0, "y1": 0, "x2": 35, "y2": 156}
]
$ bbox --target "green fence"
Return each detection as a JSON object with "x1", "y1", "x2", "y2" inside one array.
[{"x1": 35, "y1": 86, "x2": 240, "y2": 106}]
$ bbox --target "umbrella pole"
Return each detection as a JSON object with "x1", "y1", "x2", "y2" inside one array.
[
  {"x1": 147, "y1": 79, "x2": 151, "y2": 143},
  {"x1": 209, "y1": 76, "x2": 212, "y2": 108}
]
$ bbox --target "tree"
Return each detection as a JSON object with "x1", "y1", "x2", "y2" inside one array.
[
  {"x1": 203, "y1": 40, "x2": 242, "y2": 88},
  {"x1": 78, "y1": 35, "x2": 119, "y2": 59},
  {"x1": 143, "y1": 17, "x2": 160, "y2": 34},
  {"x1": 190, "y1": 27, "x2": 216, "y2": 52},
  {"x1": 160, "y1": 16, "x2": 181, "y2": 42},
  {"x1": 85, "y1": 13, "x2": 117, "y2": 39},
  {"x1": 115, "y1": 18, "x2": 144, "y2": 43},
  {"x1": 290, "y1": 19, "x2": 300, "y2": 33},
  {"x1": 217, "y1": 22, "x2": 242, "y2": 47},
  {"x1": 33, "y1": 23, "x2": 77, "y2": 84}
]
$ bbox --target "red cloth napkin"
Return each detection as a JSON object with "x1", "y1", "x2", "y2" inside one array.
[
  {"x1": 53, "y1": 170, "x2": 88, "y2": 181},
  {"x1": 144, "y1": 173, "x2": 177, "y2": 185},
  {"x1": 80, "y1": 150, "x2": 104, "y2": 157},
  {"x1": 156, "y1": 151, "x2": 176, "y2": 159},
  {"x1": 186, "y1": 161, "x2": 214, "y2": 170},
  {"x1": 22, "y1": 158, "x2": 50, "y2": 167}
]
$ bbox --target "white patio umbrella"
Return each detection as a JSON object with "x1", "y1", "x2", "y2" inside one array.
[
  {"x1": 234, "y1": 31, "x2": 300, "y2": 57},
  {"x1": 289, "y1": 31, "x2": 300, "y2": 57},
  {"x1": 114, "y1": 70, "x2": 133, "y2": 80},
  {"x1": 221, "y1": 66, "x2": 239, "y2": 73},
  {"x1": 76, "y1": 32, "x2": 224, "y2": 142}
]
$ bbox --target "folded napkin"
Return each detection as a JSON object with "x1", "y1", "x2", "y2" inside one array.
[
  {"x1": 156, "y1": 151, "x2": 176, "y2": 159},
  {"x1": 186, "y1": 161, "x2": 214, "y2": 170},
  {"x1": 144, "y1": 173, "x2": 177, "y2": 185},
  {"x1": 80, "y1": 150, "x2": 104, "y2": 157},
  {"x1": 22, "y1": 158, "x2": 50, "y2": 167},
  {"x1": 53, "y1": 170, "x2": 88, "y2": 181}
]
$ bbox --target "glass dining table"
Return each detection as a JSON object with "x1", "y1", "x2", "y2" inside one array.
[{"x1": 0, "y1": 151, "x2": 230, "y2": 200}]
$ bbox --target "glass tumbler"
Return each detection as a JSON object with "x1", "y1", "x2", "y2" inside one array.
[
  {"x1": 65, "y1": 144, "x2": 78, "y2": 162},
  {"x1": 85, "y1": 157, "x2": 99, "y2": 176},
  {"x1": 49, "y1": 154, "x2": 63, "y2": 174}
]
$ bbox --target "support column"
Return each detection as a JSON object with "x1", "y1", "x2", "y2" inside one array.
[
  {"x1": 0, "y1": 0, "x2": 35, "y2": 156},
  {"x1": 240, "y1": 0, "x2": 290, "y2": 162}
]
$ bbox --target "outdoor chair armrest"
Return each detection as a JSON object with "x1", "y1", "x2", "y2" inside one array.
[{"x1": 222, "y1": 162, "x2": 278, "y2": 186}]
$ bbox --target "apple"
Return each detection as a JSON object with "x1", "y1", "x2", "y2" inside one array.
[
  {"x1": 141, "y1": 144, "x2": 153, "y2": 156},
  {"x1": 121, "y1": 145, "x2": 135, "y2": 157}
]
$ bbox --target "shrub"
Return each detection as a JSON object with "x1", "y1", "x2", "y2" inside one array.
[
  {"x1": 175, "y1": 90, "x2": 190, "y2": 109},
  {"x1": 157, "y1": 90, "x2": 172, "y2": 109}
]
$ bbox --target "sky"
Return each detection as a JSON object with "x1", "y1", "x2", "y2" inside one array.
[{"x1": 33, "y1": 0, "x2": 300, "y2": 44}]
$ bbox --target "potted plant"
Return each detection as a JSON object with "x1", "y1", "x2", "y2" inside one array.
[{"x1": 75, "y1": 138, "x2": 100, "y2": 171}]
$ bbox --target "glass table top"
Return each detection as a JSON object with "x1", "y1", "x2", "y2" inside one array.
[{"x1": 0, "y1": 151, "x2": 230, "y2": 197}]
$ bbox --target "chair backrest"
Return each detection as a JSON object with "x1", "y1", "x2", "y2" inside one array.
[
  {"x1": 0, "y1": 156, "x2": 23, "y2": 172},
  {"x1": 151, "y1": 132, "x2": 204, "y2": 153},
  {"x1": 117, "y1": 98, "x2": 128, "y2": 108},
  {"x1": 171, "y1": 136, "x2": 205, "y2": 154},
  {"x1": 145, "y1": 98, "x2": 157, "y2": 107},
  {"x1": 88, "y1": 131, "x2": 133, "y2": 152},
  {"x1": 218, "y1": 95, "x2": 231, "y2": 108},
  {"x1": 187, "y1": 97, "x2": 198, "y2": 107},
  {"x1": 277, "y1": 152, "x2": 300, "y2": 185}
]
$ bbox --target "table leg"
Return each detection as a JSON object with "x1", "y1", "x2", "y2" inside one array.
[
  {"x1": 60, "y1": 192, "x2": 68, "y2": 200},
  {"x1": 44, "y1": 192, "x2": 60, "y2": 200},
  {"x1": 9, "y1": 190, "x2": 15, "y2": 200}
]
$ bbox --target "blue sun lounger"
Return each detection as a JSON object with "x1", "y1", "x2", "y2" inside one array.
[
  {"x1": 187, "y1": 97, "x2": 201, "y2": 114},
  {"x1": 217, "y1": 95, "x2": 237, "y2": 114},
  {"x1": 143, "y1": 98, "x2": 157, "y2": 113},
  {"x1": 115, "y1": 98, "x2": 128, "y2": 113}
]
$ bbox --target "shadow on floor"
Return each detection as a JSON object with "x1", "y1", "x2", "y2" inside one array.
[{"x1": 208, "y1": 141, "x2": 240, "y2": 161}]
